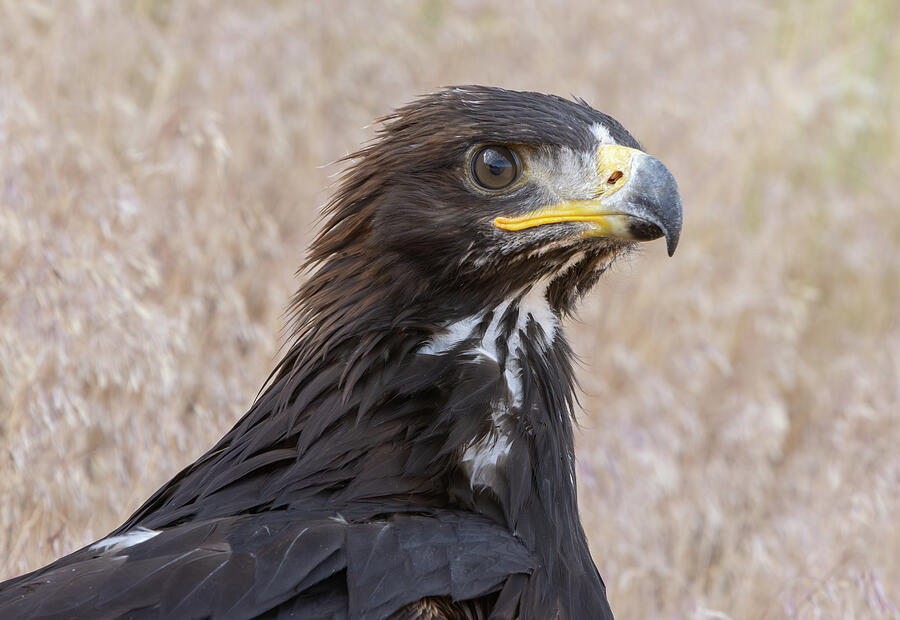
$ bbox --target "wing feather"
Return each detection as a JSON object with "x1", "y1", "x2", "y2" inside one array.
[{"x1": 0, "y1": 510, "x2": 532, "y2": 619}]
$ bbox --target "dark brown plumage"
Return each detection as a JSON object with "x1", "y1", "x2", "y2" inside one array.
[{"x1": 0, "y1": 86, "x2": 682, "y2": 619}]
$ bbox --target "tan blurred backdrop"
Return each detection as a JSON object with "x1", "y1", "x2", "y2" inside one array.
[{"x1": 1, "y1": 1, "x2": 899, "y2": 617}]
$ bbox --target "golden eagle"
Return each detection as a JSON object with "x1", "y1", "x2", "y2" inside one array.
[{"x1": 0, "y1": 86, "x2": 682, "y2": 619}]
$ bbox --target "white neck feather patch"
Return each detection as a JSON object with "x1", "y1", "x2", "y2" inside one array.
[{"x1": 421, "y1": 255, "x2": 586, "y2": 490}]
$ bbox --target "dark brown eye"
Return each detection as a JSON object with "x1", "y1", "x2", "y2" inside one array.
[{"x1": 471, "y1": 145, "x2": 520, "y2": 190}]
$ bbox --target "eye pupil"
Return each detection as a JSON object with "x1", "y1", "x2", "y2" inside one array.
[{"x1": 472, "y1": 146, "x2": 519, "y2": 190}]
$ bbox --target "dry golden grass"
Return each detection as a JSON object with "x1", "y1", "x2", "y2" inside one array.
[{"x1": 1, "y1": 1, "x2": 898, "y2": 617}]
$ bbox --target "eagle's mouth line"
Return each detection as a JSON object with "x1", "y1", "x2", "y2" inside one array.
[{"x1": 493, "y1": 207, "x2": 631, "y2": 231}]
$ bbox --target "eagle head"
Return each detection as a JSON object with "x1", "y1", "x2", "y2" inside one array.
[{"x1": 310, "y1": 86, "x2": 682, "y2": 317}]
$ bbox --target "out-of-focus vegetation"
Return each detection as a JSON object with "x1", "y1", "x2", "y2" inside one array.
[{"x1": 1, "y1": 1, "x2": 898, "y2": 617}]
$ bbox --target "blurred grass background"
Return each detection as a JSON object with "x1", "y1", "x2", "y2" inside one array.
[{"x1": 1, "y1": 1, "x2": 898, "y2": 617}]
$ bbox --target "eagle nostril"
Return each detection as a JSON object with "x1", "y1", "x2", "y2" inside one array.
[{"x1": 606, "y1": 170, "x2": 623, "y2": 185}]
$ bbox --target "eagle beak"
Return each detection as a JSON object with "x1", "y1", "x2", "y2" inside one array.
[{"x1": 493, "y1": 145, "x2": 683, "y2": 256}]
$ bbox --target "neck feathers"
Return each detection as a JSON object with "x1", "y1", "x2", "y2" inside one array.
[{"x1": 426, "y1": 285, "x2": 609, "y2": 617}]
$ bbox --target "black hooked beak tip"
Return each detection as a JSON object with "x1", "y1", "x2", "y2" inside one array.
[{"x1": 621, "y1": 154, "x2": 683, "y2": 257}]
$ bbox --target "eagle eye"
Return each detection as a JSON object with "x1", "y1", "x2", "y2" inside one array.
[{"x1": 471, "y1": 145, "x2": 520, "y2": 190}]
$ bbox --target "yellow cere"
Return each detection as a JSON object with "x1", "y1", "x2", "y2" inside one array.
[{"x1": 595, "y1": 144, "x2": 639, "y2": 198}]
